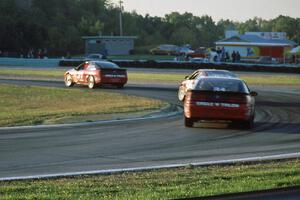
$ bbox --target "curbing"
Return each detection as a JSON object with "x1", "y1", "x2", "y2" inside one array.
[
  {"x1": 0, "y1": 105, "x2": 182, "y2": 131},
  {"x1": 1, "y1": 152, "x2": 300, "y2": 181}
]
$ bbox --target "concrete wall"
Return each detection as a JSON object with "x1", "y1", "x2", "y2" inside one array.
[
  {"x1": 0, "y1": 58, "x2": 60, "y2": 67},
  {"x1": 84, "y1": 38, "x2": 135, "y2": 56}
]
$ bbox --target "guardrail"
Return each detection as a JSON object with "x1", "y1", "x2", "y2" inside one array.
[
  {"x1": 59, "y1": 59, "x2": 300, "y2": 74},
  {"x1": 0, "y1": 58, "x2": 60, "y2": 67},
  {"x1": 1, "y1": 58, "x2": 299, "y2": 73}
]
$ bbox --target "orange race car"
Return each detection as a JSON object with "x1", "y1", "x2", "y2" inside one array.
[{"x1": 64, "y1": 60, "x2": 127, "y2": 89}]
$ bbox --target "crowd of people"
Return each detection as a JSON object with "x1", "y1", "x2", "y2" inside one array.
[{"x1": 21, "y1": 48, "x2": 48, "y2": 59}]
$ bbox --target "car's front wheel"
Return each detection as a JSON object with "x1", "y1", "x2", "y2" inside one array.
[
  {"x1": 88, "y1": 76, "x2": 96, "y2": 89},
  {"x1": 64, "y1": 74, "x2": 74, "y2": 87}
]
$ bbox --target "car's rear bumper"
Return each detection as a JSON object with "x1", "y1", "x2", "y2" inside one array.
[
  {"x1": 96, "y1": 77, "x2": 128, "y2": 85},
  {"x1": 184, "y1": 104, "x2": 254, "y2": 121}
]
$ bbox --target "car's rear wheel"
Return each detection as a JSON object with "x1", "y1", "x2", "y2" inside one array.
[
  {"x1": 88, "y1": 76, "x2": 96, "y2": 89},
  {"x1": 243, "y1": 116, "x2": 254, "y2": 129},
  {"x1": 116, "y1": 84, "x2": 124, "y2": 89},
  {"x1": 64, "y1": 74, "x2": 74, "y2": 87},
  {"x1": 234, "y1": 116, "x2": 254, "y2": 129},
  {"x1": 244, "y1": 120, "x2": 254, "y2": 129},
  {"x1": 184, "y1": 117, "x2": 194, "y2": 127}
]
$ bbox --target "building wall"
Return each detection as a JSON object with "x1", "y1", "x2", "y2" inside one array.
[
  {"x1": 217, "y1": 45, "x2": 286, "y2": 59},
  {"x1": 103, "y1": 39, "x2": 134, "y2": 55},
  {"x1": 217, "y1": 45, "x2": 260, "y2": 58},
  {"x1": 259, "y1": 46, "x2": 284, "y2": 58},
  {"x1": 84, "y1": 38, "x2": 134, "y2": 55},
  {"x1": 85, "y1": 40, "x2": 105, "y2": 55}
]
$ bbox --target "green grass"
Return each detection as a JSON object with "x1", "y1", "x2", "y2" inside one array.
[
  {"x1": 0, "y1": 68, "x2": 299, "y2": 86},
  {"x1": 0, "y1": 84, "x2": 166, "y2": 127},
  {"x1": 1, "y1": 160, "x2": 300, "y2": 200},
  {"x1": 0, "y1": 68, "x2": 63, "y2": 78},
  {"x1": 240, "y1": 75, "x2": 300, "y2": 86}
]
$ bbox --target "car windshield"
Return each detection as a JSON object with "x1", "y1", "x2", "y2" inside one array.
[
  {"x1": 95, "y1": 61, "x2": 120, "y2": 69},
  {"x1": 195, "y1": 78, "x2": 250, "y2": 94},
  {"x1": 87, "y1": 55, "x2": 101, "y2": 59},
  {"x1": 205, "y1": 71, "x2": 237, "y2": 78}
]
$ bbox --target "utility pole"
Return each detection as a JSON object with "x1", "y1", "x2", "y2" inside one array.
[{"x1": 119, "y1": 0, "x2": 123, "y2": 36}]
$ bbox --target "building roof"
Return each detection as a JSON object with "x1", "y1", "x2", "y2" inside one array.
[
  {"x1": 216, "y1": 34, "x2": 297, "y2": 47},
  {"x1": 82, "y1": 36, "x2": 137, "y2": 40}
]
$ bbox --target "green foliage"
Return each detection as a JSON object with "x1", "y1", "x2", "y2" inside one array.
[
  {"x1": 1, "y1": 160, "x2": 300, "y2": 199},
  {"x1": 0, "y1": 84, "x2": 165, "y2": 127},
  {"x1": 0, "y1": 1, "x2": 299, "y2": 56}
]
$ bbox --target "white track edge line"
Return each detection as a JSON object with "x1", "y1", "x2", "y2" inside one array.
[
  {"x1": 0, "y1": 107, "x2": 182, "y2": 131},
  {"x1": 1, "y1": 152, "x2": 300, "y2": 181}
]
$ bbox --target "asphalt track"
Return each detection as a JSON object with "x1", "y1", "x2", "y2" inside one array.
[{"x1": 0, "y1": 78, "x2": 300, "y2": 180}]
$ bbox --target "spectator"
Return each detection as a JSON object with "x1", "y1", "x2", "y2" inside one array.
[
  {"x1": 236, "y1": 51, "x2": 241, "y2": 62},
  {"x1": 221, "y1": 47, "x2": 226, "y2": 62},
  {"x1": 28, "y1": 49, "x2": 35, "y2": 58},
  {"x1": 225, "y1": 52, "x2": 230, "y2": 62},
  {"x1": 66, "y1": 51, "x2": 71, "y2": 59},
  {"x1": 37, "y1": 49, "x2": 43, "y2": 59},
  {"x1": 43, "y1": 48, "x2": 48, "y2": 59},
  {"x1": 231, "y1": 51, "x2": 236, "y2": 62},
  {"x1": 292, "y1": 55, "x2": 296, "y2": 63}
]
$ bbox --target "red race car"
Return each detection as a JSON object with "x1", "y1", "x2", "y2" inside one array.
[
  {"x1": 183, "y1": 77, "x2": 257, "y2": 129},
  {"x1": 64, "y1": 61, "x2": 127, "y2": 89}
]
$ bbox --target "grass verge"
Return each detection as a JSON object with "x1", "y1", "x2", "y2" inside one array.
[
  {"x1": 1, "y1": 160, "x2": 300, "y2": 200},
  {"x1": 0, "y1": 84, "x2": 166, "y2": 127},
  {"x1": 0, "y1": 68, "x2": 299, "y2": 86}
]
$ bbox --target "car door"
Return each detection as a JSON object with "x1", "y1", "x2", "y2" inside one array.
[{"x1": 76, "y1": 63, "x2": 88, "y2": 83}]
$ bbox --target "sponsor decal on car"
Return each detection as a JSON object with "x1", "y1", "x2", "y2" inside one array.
[
  {"x1": 104, "y1": 74, "x2": 126, "y2": 78},
  {"x1": 196, "y1": 102, "x2": 240, "y2": 108}
]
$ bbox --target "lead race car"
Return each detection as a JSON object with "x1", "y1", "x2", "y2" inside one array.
[{"x1": 64, "y1": 60, "x2": 128, "y2": 89}]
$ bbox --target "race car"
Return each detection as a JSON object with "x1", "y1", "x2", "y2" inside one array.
[
  {"x1": 183, "y1": 77, "x2": 257, "y2": 129},
  {"x1": 178, "y1": 69, "x2": 237, "y2": 101},
  {"x1": 64, "y1": 60, "x2": 127, "y2": 89}
]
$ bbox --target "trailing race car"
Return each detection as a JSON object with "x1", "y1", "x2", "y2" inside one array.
[
  {"x1": 183, "y1": 77, "x2": 257, "y2": 129},
  {"x1": 64, "y1": 60, "x2": 127, "y2": 89}
]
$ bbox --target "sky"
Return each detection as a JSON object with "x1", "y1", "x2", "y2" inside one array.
[{"x1": 112, "y1": 0, "x2": 300, "y2": 22}]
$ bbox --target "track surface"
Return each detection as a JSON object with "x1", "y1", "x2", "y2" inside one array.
[{"x1": 0, "y1": 79, "x2": 300, "y2": 180}]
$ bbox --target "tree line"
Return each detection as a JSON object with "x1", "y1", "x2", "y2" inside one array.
[{"x1": 0, "y1": 0, "x2": 299, "y2": 57}]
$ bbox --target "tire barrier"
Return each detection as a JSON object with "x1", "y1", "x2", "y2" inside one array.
[{"x1": 59, "y1": 59, "x2": 300, "y2": 74}]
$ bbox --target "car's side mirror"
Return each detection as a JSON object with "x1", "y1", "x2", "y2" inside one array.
[{"x1": 250, "y1": 91, "x2": 258, "y2": 97}]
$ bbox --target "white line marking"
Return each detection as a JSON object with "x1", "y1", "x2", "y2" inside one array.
[
  {"x1": 0, "y1": 107, "x2": 182, "y2": 131},
  {"x1": 1, "y1": 152, "x2": 300, "y2": 181}
]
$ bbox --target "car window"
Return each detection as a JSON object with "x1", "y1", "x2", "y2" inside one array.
[
  {"x1": 95, "y1": 61, "x2": 120, "y2": 69},
  {"x1": 89, "y1": 55, "x2": 98, "y2": 59},
  {"x1": 86, "y1": 63, "x2": 97, "y2": 70},
  {"x1": 196, "y1": 79, "x2": 250, "y2": 93},
  {"x1": 206, "y1": 71, "x2": 237, "y2": 78},
  {"x1": 188, "y1": 71, "x2": 200, "y2": 80},
  {"x1": 75, "y1": 63, "x2": 85, "y2": 71}
]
